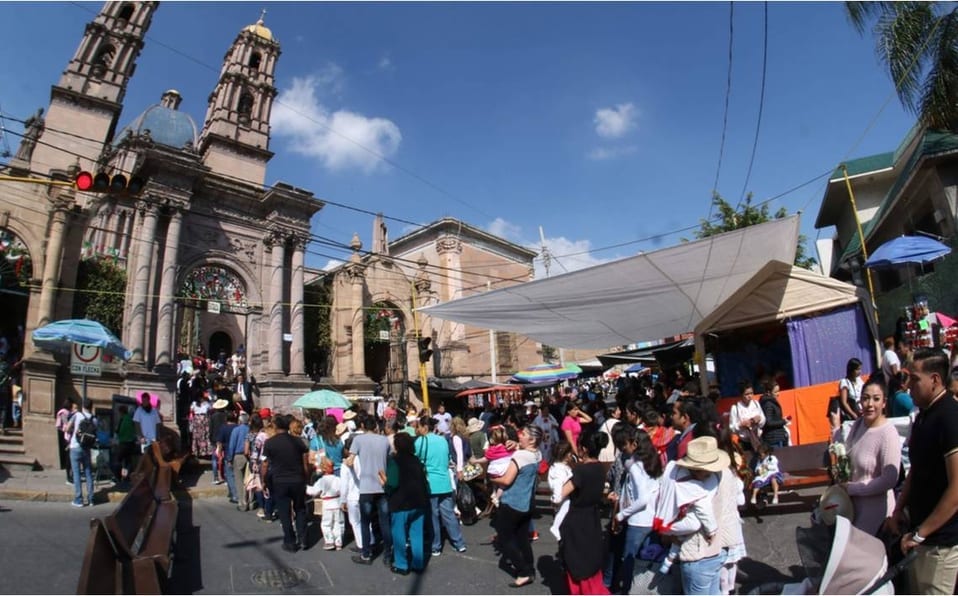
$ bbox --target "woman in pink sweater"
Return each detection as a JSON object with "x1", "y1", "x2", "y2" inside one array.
[{"x1": 833, "y1": 377, "x2": 901, "y2": 534}]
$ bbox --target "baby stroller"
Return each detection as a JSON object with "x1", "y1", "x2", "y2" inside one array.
[{"x1": 748, "y1": 516, "x2": 916, "y2": 594}]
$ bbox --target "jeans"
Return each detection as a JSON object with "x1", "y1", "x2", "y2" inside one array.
[
  {"x1": 212, "y1": 450, "x2": 221, "y2": 482},
  {"x1": 272, "y1": 480, "x2": 307, "y2": 547},
  {"x1": 359, "y1": 492, "x2": 392, "y2": 559},
  {"x1": 429, "y1": 492, "x2": 465, "y2": 552},
  {"x1": 494, "y1": 503, "x2": 535, "y2": 579},
  {"x1": 620, "y1": 525, "x2": 653, "y2": 593},
  {"x1": 224, "y1": 458, "x2": 237, "y2": 501},
  {"x1": 70, "y1": 447, "x2": 94, "y2": 505},
  {"x1": 680, "y1": 551, "x2": 726, "y2": 595},
  {"x1": 391, "y1": 507, "x2": 426, "y2": 571}
]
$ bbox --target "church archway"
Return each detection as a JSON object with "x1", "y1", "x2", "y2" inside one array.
[
  {"x1": 176, "y1": 263, "x2": 249, "y2": 361},
  {"x1": 364, "y1": 301, "x2": 406, "y2": 399},
  {"x1": 0, "y1": 228, "x2": 32, "y2": 362},
  {"x1": 208, "y1": 331, "x2": 232, "y2": 365}
]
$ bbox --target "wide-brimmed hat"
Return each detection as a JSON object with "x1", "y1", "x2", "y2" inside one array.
[
  {"x1": 259, "y1": 407, "x2": 272, "y2": 419},
  {"x1": 817, "y1": 485, "x2": 855, "y2": 526},
  {"x1": 212, "y1": 399, "x2": 229, "y2": 410},
  {"x1": 343, "y1": 410, "x2": 357, "y2": 420},
  {"x1": 466, "y1": 417, "x2": 485, "y2": 434},
  {"x1": 335, "y1": 422, "x2": 348, "y2": 436},
  {"x1": 675, "y1": 436, "x2": 731, "y2": 473}
]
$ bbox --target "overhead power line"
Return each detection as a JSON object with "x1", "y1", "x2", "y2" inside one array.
[{"x1": 709, "y1": 1, "x2": 735, "y2": 219}]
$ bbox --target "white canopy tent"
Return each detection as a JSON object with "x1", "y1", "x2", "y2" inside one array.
[{"x1": 420, "y1": 216, "x2": 801, "y2": 349}]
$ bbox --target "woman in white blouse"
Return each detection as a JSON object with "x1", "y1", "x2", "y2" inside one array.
[{"x1": 728, "y1": 382, "x2": 765, "y2": 452}]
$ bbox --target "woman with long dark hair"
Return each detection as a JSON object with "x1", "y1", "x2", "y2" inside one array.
[{"x1": 559, "y1": 430, "x2": 612, "y2": 595}]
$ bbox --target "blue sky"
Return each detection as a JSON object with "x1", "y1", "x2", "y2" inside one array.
[{"x1": 0, "y1": 2, "x2": 916, "y2": 276}]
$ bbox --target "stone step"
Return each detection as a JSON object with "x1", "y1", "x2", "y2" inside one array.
[
  {"x1": 0, "y1": 444, "x2": 26, "y2": 456},
  {"x1": 0, "y1": 453, "x2": 41, "y2": 472},
  {"x1": 0, "y1": 434, "x2": 23, "y2": 446}
]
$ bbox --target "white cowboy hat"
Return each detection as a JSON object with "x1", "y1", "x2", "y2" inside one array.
[
  {"x1": 343, "y1": 410, "x2": 357, "y2": 420},
  {"x1": 675, "y1": 436, "x2": 731, "y2": 473},
  {"x1": 466, "y1": 417, "x2": 485, "y2": 434},
  {"x1": 335, "y1": 422, "x2": 348, "y2": 436},
  {"x1": 212, "y1": 399, "x2": 229, "y2": 410}
]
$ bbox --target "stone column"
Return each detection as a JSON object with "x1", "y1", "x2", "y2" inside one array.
[
  {"x1": 153, "y1": 209, "x2": 182, "y2": 367},
  {"x1": 128, "y1": 202, "x2": 158, "y2": 364},
  {"x1": 289, "y1": 235, "x2": 306, "y2": 376},
  {"x1": 345, "y1": 235, "x2": 366, "y2": 380},
  {"x1": 267, "y1": 232, "x2": 286, "y2": 375},
  {"x1": 36, "y1": 205, "x2": 68, "y2": 327}
]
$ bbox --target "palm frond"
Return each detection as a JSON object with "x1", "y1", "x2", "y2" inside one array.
[
  {"x1": 845, "y1": 1, "x2": 896, "y2": 35},
  {"x1": 919, "y1": 7, "x2": 958, "y2": 129},
  {"x1": 876, "y1": 2, "x2": 938, "y2": 115}
]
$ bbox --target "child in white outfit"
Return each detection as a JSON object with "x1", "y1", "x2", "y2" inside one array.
[
  {"x1": 547, "y1": 442, "x2": 575, "y2": 540},
  {"x1": 307, "y1": 458, "x2": 344, "y2": 550},
  {"x1": 484, "y1": 427, "x2": 515, "y2": 507}
]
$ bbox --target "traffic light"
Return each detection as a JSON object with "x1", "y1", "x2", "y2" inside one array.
[
  {"x1": 74, "y1": 170, "x2": 146, "y2": 195},
  {"x1": 418, "y1": 336, "x2": 433, "y2": 363}
]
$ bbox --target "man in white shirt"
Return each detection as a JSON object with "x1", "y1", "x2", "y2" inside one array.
[
  {"x1": 133, "y1": 392, "x2": 162, "y2": 450},
  {"x1": 881, "y1": 336, "x2": 902, "y2": 381},
  {"x1": 432, "y1": 403, "x2": 452, "y2": 436}
]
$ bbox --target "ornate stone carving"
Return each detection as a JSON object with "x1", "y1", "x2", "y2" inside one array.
[
  {"x1": 344, "y1": 261, "x2": 365, "y2": 284},
  {"x1": 436, "y1": 235, "x2": 462, "y2": 255},
  {"x1": 14, "y1": 108, "x2": 44, "y2": 163},
  {"x1": 230, "y1": 236, "x2": 257, "y2": 263}
]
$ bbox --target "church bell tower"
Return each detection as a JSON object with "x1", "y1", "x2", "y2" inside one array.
[
  {"x1": 198, "y1": 11, "x2": 279, "y2": 186},
  {"x1": 29, "y1": 1, "x2": 157, "y2": 173}
]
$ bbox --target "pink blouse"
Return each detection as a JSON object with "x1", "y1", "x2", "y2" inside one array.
[{"x1": 838, "y1": 419, "x2": 902, "y2": 535}]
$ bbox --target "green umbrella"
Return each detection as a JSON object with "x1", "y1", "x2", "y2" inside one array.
[{"x1": 293, "y1": 389, "x2": 352, "y2": 410}]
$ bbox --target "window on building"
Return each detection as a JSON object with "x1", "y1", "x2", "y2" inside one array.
[
  {"x1": 237, "y1": 91, "x2": 254, "y2": 123},
  {"x1": 117, "y1": 3, "x2": 135, "y2": 22},
  {"x1": 249, "y1": 52, "x2": 262, "y2": 69},
  {"x1": 92, "y1": 44, "x2": 115, "y2": 77}
]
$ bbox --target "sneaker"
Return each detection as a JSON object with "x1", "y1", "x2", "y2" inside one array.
[
  {"x1": 431, "y1": 549, "x2": 442, "y2": 557},
  {"x1": 256, "y1": 511, "x2": 266, "y2": 519},
  {"x1": 71, "y1": 500, "x2": 84, "y2": 508},
  {"x1": 455, "y1": 545, "x2": 467, "y2": 553},
  {"x1": 772, "y1": 496, "x2": 779, "y2": 505},
  {"x1": 281, "y1": 542, "x2": 299, "y2": 553},
  {"x1": 323, "y1": 543, "x2": 336, "y2": 551},
  {"x1": 351, "y1": 555, "x2": 373, "y2": 565},
  {"x1": 335, "y1": 543, "x2": 343, "y2": 551},
  {"x1": 66, "y1": 480, "x2": 74, "y2": 486},
  {"x1": 529, "y1": 531, "x2": 539, "y2": 542}
]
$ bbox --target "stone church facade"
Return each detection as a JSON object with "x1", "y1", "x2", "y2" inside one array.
[{"x1": 0, "y1": 3, "x2": 554, "y2": 470}]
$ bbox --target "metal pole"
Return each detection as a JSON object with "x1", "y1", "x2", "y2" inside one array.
[
  {"x1": 410, "y1": 282, "x2": 429, "y2": 411},
  {"x1": 841, "y1": 164, "x2": 880, "y2": 326}
]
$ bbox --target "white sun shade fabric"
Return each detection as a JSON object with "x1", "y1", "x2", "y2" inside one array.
[{"x1": 420, "y1": 216, "x2": 801, "y2": 349}]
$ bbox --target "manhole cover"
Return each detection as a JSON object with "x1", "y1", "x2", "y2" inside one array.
[{"x1": 250, "y1": 566, "x2": 310, "y2": 589}]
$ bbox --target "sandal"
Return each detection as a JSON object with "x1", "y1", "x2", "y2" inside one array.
[{"x1": 508, "y1": 577, "x2": 534, "y2": 589}]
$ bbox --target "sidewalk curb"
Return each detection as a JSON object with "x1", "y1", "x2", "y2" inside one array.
[{"x1": 0, "y1": 485, "x2": 228, "y2": 503}]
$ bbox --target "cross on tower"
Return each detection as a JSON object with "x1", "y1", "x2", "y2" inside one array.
[{"x1": 258, "y1": 8, "x2": 266, "y2": 23}]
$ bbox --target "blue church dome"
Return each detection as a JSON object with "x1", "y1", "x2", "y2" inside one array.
[{"x1": 115, "y1": 90, "x2": 198, "y2": 149}]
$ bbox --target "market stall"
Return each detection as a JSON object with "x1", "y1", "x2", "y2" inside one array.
[{"x1": 694, "y1": 260, "x2": 880, "y2": 445}]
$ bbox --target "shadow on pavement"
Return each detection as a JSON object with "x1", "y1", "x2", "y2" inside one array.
[
  {"x1": 737, "y1": 560, "x2": 804, "y2": 594},
  {"x1": 536, "y1": 553, "x2": 568, "y2": 595},
  {"x1": 168, "y1": 482, "x2": 202, "y2": 593}
]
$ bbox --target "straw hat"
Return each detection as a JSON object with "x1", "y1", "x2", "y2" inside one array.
[
  {"x1": 675, "y1": 436, "x2": 731, "y2": 473},
  {"x1": 466, "y1": 417, "x2": 485, "y2": 434},
  {"x1": 343, "y1": 410, "x2": 357, "y2": 420},
  {"x1": 335, "y1": 422, "x2": 348, "y2": 436},
  {"x1": 212, "y1": 399, "x2": 229, "y2": 410},
  {"x1": 817, "y1": 485, "x2": 854, "y2": 526}
]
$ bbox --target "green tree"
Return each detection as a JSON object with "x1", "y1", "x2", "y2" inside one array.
[
  {"x1": 694, "y1": 193, "x2": 818, "y2": 270},
  {"x1": 72, "y1": 257, "x2": 126, "y2": 335},
  {"x1": 304, "y1": 277, "x2": 333, "y2": 378},
  {"x1": 846, "y1": 2, "x2": 958, "y2": 130}
]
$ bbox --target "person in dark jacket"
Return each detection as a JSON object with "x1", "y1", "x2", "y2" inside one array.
[
  {"x1": 760, "y1": 382, "x2": 789, "y2": 448},
  {"x1": 386, "y1": 431, "x2": 429, "y2": 575}
]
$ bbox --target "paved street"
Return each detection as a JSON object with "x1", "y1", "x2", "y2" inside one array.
[{"x1": 0, "y1": 483, "x2": 818, "y2": 594}]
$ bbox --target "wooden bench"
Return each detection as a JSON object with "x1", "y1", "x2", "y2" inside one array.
[
  {"x1": 77, "y1": 442, "x2": 181, "y2": 594},
  {"x1": 104, "y1": 475, "x2": 178, "y2": 593},
  {"x1": 775, "y1": 441, "x2": 831, "y2": 490}
]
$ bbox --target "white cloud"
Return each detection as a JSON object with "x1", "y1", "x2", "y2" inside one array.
[
  {"x1": 588, "y1": 145, "x2": 637, "y2": 161},
  {"x1": 483, "y1": 218, "x2": 611, "y2": 279},
  {"x1": 322, "y1": 258, "x2": 344, "y2": 271},
  {"x1": 594, "y1": 103, "x2": 637, "y2": 139},
  {"x1": 486, "y1": 217, "x2": 522, "y2": 241},
  {"x1": 271, "y1": 73, "x2": 401, "y2": 173},
  {"x1": 378, "y1": 53, "x2": 394, "y2": 72}
]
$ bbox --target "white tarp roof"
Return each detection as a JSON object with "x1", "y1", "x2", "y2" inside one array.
[
  {"x1": 420, "y1": 216, "x2": 801, "y2": 349},
  {"x1": 693, "y1": 259, "x2": 876, "y2": 335}
]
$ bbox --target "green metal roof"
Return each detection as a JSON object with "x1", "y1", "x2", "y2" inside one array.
[
  {"x1": 830, "y1": 152, "x2": 894, "y2": 180},
  {"x1": 839, "y1": 130, "x2": 958, "y2": 263}
]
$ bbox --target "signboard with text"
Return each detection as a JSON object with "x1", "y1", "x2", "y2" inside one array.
[{"x1": 70, "y1": 343, "x2": 102, "y2": 376}]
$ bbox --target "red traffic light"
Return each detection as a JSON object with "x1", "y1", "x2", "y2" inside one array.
[{"x1": 75, "y1": 171, "x2": 94, "y2": 191}]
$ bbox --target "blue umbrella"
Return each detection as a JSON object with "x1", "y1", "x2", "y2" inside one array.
[
  {"x1": 864, "y1": 235, "x2": 951, "y2": 269},
  {"x1": 32, "y1": 319, "x2": 132, "y2": 361},
  {"x1": 293, "y1": 389, "x2": 352, "y2": 410}
]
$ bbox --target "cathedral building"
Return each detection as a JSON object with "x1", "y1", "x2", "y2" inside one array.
[{"x1": 0, "y1": 3, "x2": 551, "y2": 471}]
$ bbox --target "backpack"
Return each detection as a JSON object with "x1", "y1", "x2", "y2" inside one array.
[{"x1": 76, "y1": 415, "x2": 98, "y2": 449}]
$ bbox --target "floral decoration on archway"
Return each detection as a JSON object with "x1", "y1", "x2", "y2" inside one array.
[
  {"x1": 0, "y1": 229, "x2": 32, "y2": 289},
  {"x1": 365, "y1": 302, "x2": 402, "y2": 343},
  {"x1": 179, "y1": 265, "x2": 248, "y2": 312}
]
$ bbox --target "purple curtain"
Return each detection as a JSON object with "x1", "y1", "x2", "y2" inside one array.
[{"x1": 787, "y1": 304, "x2": 875, "y2": 387}]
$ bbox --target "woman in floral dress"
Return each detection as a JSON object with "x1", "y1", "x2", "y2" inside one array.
[{"x1": 189, "y1": 393, "x2": 212, "y2": 457}]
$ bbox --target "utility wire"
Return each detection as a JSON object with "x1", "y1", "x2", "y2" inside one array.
[
  {"x1": 735, "y1": 1, "x2": 768, "y2": 211},
  {"x1": 709, "y1": 1, "x2": 735, "y2": 219}
]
